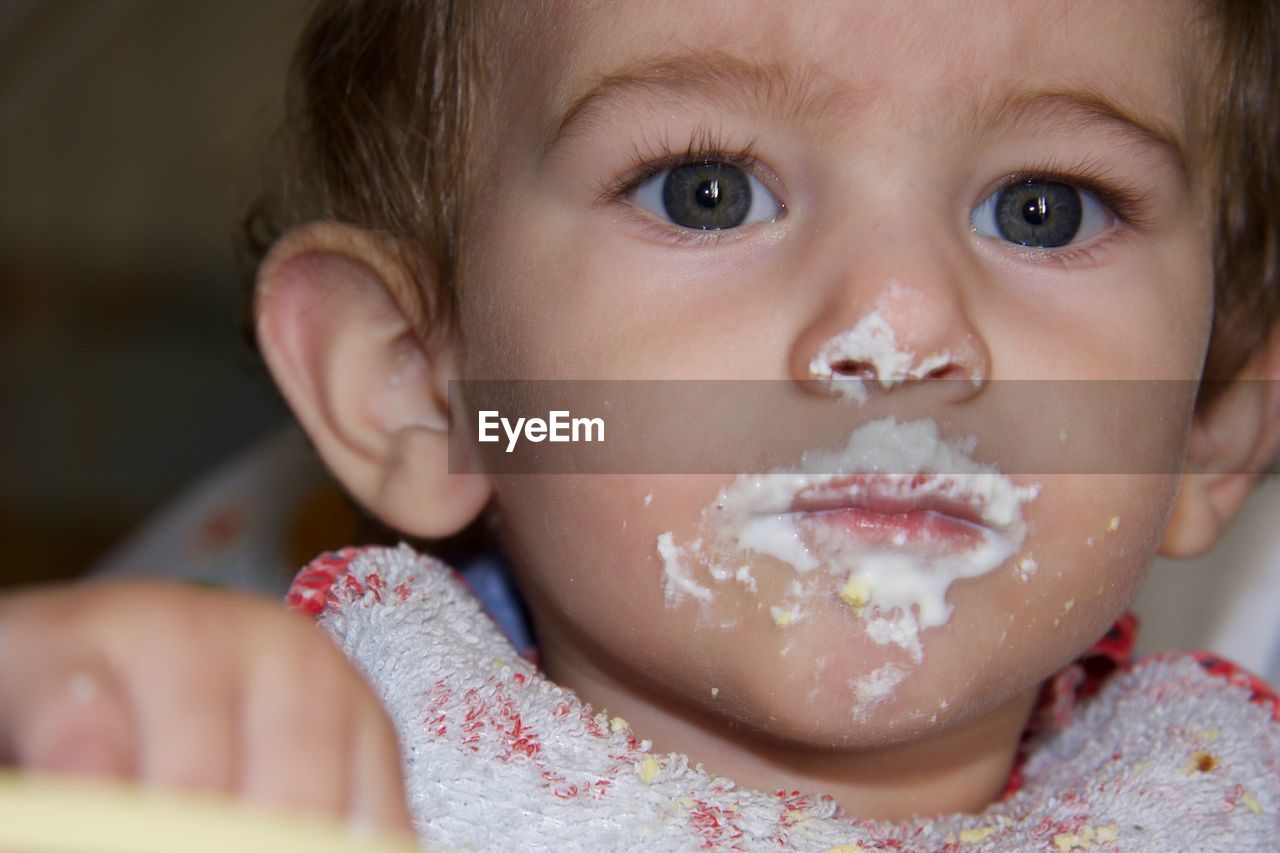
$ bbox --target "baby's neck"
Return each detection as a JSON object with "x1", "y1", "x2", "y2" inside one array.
[{"x1": 539, "y1": 635, "x2": 1037, "y2": 820}]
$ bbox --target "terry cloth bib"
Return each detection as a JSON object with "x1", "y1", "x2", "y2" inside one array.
[{"x1": 287, "y1": 546, "x2": 1280, "y2": 852}]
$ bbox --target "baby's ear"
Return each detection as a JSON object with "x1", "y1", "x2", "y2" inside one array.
[
  {"x1": 254, "y1": 222, "x2": 490, "y2": 538},
  {"x1": 1161, "y1": 330, "x2": 1280, "y2": 557}
]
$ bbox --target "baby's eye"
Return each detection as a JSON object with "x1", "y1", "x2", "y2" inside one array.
[
  {"x1": 971, "y1": 179, "x2": 1113, "y2": 249},
  {"x1": 632, "y1": 161, "x2": 782, "y2": 231}
]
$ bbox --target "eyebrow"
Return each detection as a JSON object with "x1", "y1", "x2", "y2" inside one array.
[
  {"x1": 547, "y1": 50, "x2": 1190, "y2": 181},
  {"x1": 978, "y1": 88, "x2": 1190, "y2": 182},
  {"x1": 548, "y1": 51, "x2": 862, "y2": 151}
]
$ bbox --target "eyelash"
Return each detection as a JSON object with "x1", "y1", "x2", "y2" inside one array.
[
  {"x1": 600, "y1": 126, "x2": 765, "y2": 202},
  {"x1": 601, "y1": 134, "x2": 1155, "y2": 259},
  {"x1": 599, "y1": 128, "x2": 774, "y2": 247},
  {"x1": 976, "y1": 155, "x2": 1155, "y2": 269}
]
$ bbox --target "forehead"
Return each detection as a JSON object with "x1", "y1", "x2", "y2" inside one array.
[{"x1": 491, "y1": 0, "x2": 1202, "y2": 164}]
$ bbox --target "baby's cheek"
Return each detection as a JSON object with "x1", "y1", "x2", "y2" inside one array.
[
  {"x1": 491, "y1": 473, "x2": 719, "y2": 629},
  {"x1": 954, "y1": 474, "x2": 1178, "y2": 677}
]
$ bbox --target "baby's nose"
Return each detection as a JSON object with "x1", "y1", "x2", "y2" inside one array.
[{"x1": 793, "y1": 270, "x2": 990, "y2": 403}]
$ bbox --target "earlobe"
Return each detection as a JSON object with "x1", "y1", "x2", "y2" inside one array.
[
  {"x1": 1161, "y1": 333, "x2": 1280, "y2": 558},
  {"x1": 254, "y1": 223, "x2": 490, "y2": 538}
]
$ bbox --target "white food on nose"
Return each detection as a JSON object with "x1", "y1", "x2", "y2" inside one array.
[{"x1": 807, "y1": 310, "x2": 970, "y2": 402}]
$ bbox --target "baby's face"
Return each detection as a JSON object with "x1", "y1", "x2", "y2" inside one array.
[{"x1": 453, "y1": 0, "x2": 1213, "y2": 745}]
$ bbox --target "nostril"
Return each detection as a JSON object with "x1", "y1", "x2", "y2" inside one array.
[
  {"x1": 924, "y1": 363, "x2": 962, "y2": 381},
  {"x1": 829, "y1": 358, "x2": 877, "y2": 380}
]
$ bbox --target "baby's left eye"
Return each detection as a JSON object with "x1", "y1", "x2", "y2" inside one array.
[
  {"x1": 632, "y1": 161, "x2": 782, "y2": 231},
  {"x1": 971, "y1": 179, "x2": 1113, "y2": 249}
]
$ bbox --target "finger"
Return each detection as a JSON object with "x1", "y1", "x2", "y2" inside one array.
[
  {"x1": 237, "y1": 627, "x2": 351, "y2": 821},
  {"x1": 9, "y1": 663, "x2": 136, "y2": 779},
  {"x1": 347, "y1": 693, "x2": 413, "y2": 834},
  {"x1": 132, "y1": 649, "x2": 238, "y2": 795}
]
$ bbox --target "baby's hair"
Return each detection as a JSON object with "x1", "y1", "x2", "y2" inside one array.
[
  {"x1": 1198, "y1": 2, "x2": 1280, "y2": 392},
  {"x1": 243, "y1": 0, "x2": 488, "y2": 336},
  {"x1": 243, "y1": 1, "x2": 1279, "y2": 403}
]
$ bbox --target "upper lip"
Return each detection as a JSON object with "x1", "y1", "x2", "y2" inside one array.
[{"x1": 785, "y1": 474, "x2": 994, "y2": 531}]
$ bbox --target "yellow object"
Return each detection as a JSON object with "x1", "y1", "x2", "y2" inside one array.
[
  {"x1": 640, "y1": 754, "x2": 661, "y2": 784},
  {"x1": 839, "y1": 576, "x2": 872, "y2": 610},
  {"x1": 957, "y1": 826, "x2": 995, "y2": 843},
  {"x1": 0, "y1": 770, "x2": 419, "y2": 853}
]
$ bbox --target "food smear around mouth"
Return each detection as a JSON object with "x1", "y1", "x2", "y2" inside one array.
[{"x1": 656, "y1": 418, "x2": 1039, "y2": 668}]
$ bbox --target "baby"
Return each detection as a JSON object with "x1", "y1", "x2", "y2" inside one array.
[{"x1": 3, "y1": 0, "x2": 1280, "y2": 848}]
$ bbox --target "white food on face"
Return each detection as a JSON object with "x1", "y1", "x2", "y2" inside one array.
[
  {"x1": 1017, "y1": 555, "x2": 1039, "y2": 581},
  {"x1": 851, "y1": 662, "x2": 910, "y2": 708},
  {"x1": 806, "y1": 309, "x2": 980, "y2": 403},
  {"x1": 737, "y1": 514, "x2": 818, "y2": 573},
  {"x1": 657, "y1": 532, "x2": 710, "y2": 603},
  {"x1": 865, "y1": 610, "x2": 924, "y2": 662},
  {"x1": 656, "y1": 417, "x2": 1039, "y2": 678}
]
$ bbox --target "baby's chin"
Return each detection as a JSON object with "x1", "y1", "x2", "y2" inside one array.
[{"x1": 664, "y1": 584, "x2": 1091, "y2": 750}]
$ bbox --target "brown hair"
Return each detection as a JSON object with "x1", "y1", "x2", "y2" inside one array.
[
  {"x1": 1199, "y1": 0, "x2": 1280, "y2": 388},
  {"x1": 244, "y1": 0, "x2": 1279, "y2": 392},
  {"x1": 243, "y1": 0, "x2": 487, "y2": 334}
]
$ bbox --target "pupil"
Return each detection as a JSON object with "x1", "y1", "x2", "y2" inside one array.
[
  {"x1": 697, "y1": 179, "x2": 721, "y2": 208},
  {"x1": 1022, "y1": 195, "x2": 1048, "y2": 225}
]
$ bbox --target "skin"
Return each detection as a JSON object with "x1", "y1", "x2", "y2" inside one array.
[
  {"x1": 6, "y1": 0, "x2": 1280, "y2": 831},
  {"x1": 450, "y1": 0, "x2": 1215, "y2": 817},
  {"x1": 0, "y1": 580, "x2": 413, "y2": 834}
]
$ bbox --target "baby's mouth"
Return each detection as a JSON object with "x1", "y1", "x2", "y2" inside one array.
[
  {"x1": 783, "y1": 474, "x2": 999, "y2": 552},
  {"x1": 659, "y1": 418, "x2": 1040, "y2": 647}
]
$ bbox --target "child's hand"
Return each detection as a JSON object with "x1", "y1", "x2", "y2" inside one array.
[{"x1": 0, "y1": 580, "x2": 413, "y2": 834}]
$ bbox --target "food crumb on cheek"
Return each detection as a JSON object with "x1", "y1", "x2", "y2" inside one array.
[
  {"x1": 1107, "y1": 515, "x2": 1120, "y2": 532},
  {"x1": 839, "y1": 574, "x2": 873, "y2": 609},
  {"x1": 1053, "y1": 599, "x2": 1074, "y2": 627}
]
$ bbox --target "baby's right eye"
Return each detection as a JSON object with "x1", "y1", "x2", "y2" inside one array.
[{"x1": 632, "y1": 161, "x2": 782, "y2": 231}]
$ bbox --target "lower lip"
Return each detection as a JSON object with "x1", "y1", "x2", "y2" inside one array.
[{"x1": 793, "y1": 507, "x2": 987, "y2": 549}]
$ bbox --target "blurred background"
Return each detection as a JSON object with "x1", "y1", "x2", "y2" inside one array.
[{"x1": 0, "y1": 0, "x2": 314, "y2": 585}]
